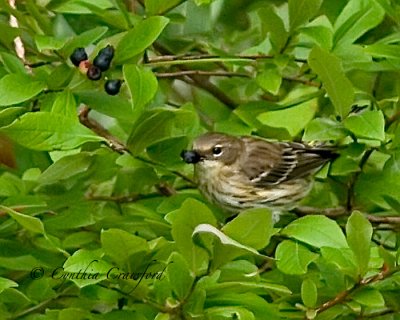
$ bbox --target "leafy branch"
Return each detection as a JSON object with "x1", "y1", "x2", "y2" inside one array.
[
  {"x1": 78, "y1": 105, "x2": 195, "y2": 186},
  {"x1": 313, "y1": 266, "x2": 400, "y2": 318}
]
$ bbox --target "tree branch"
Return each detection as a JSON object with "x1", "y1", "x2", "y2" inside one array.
[
  {"x1": 147, "y1": 53, "x2": 307, "y2": 64},
  {"x1": 151, "y1": 45, "x2": 240, "y2": 109},
  {"x1": 78, "y1": 106, "x2": 129, "y2": 154},
  {"x1": 78, "y1": 106, "x2": 195, "y2": 185},
  {"x1": 315, "y1": 266, "x2": 400, "y2": 316},
  {"x1": 155, "y1": 70, "x2": 249, "y2": 78}
]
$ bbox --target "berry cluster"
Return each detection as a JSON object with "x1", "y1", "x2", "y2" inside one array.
[{"x1": 70, "y1": 46, "x2": 122, "y2": 95}]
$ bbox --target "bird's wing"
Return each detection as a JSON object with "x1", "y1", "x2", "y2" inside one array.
[{"x1": 240, "y1": 138, "x2": 336, "y2": 186}]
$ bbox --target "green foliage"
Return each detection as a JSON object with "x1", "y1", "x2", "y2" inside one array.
[{"x1": 0, "y1": 0, "x2": 399, "y2": 319}]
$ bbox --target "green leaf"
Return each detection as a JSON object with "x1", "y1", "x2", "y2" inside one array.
[
  {"x1": 101, "y1": 229, "x2": 149, "y2": 266},
  {"x1": 145, "y1": 0, "x2": 183, "y2": 15},
  {"x1": 52, "y1": 0, "x2": 112, "y2": 14},
  {"x1": 127, "y1": 107, "x2": 199, "y2": 155},
  {"x1": 301, "y1": 16, "x2": 333, "y2": 50},
  {"x1": 51, "y1": 90, "x2": 77, "y2": 118},
  {"x1": 355, "y1": 151, "x2": 400, "y2": 208},
  {"x1": 75, "y1": 91, "x2": 134, "y2": 120},
  {"x1": 275, "y1": 240, "x2": 319, "y2": 275},
  {"x1": 126, "y1": 109, "x2": 173, "y2": 154},
  {"x1": 301, "y1": 278, "x2": 318, "y2": 308},
  {"x1": 62, "y1": 249, "x2": 111, "y2": 288},
  {"x1": 79, "y1": 2, "x2": 129, "y2": 30},
  {"x1": 147, "y1": 136, "x2": 189, "y2": 166},
  {"x1": 47, "y1": 64, "x2": 74, "y2": 91},
  {"x1": 0, "y1": 107, "x2": 26, "y2": 127},
  {"x1": 44, "y1": 203, "x2": 96, "y2": 231},
  {"x1": 282, "y1": 215, "x2": 348, "y2": 248},
  {"x1": 205, "y1": 293, "x2": 280, "y2": 320},
  {"x1": 344, "y1": 110, "x2": 385, "y2": 141},
  {"x1": 155, "y1": 313, "x2": 172, "y2": 320},
  {"x1": 123, "y1": 65, "x2": 158, "y2": 120},
  {"x1": 289, "y1": 0, "x2": 322, "y2": 32},
  {"x1": 166, "y1": 252, "x2": 194, "y2": 301},
  {"x1": 0, "y1": 52, "x2": 27, "y2": 74},
  {"x1": 35, "y1": 35, "x2": 67, "y2": 51},
  {"x1": 0, "y1": 112, "x2": 105, "y2": 151},
  {"x1": 0, "y1": 73, "x2": 46, "y2": 106},
  {"x1": 38, "y1": 153, "x2": 93, "y2": 185},
  {"x1": 257, "y1": 97, "x2": 317, "y2": 137},
  {"x1": 346, "y1": 211, "x2": 372, "y2": 277},
  {"x1": 208, "y1": 281, "x2": 292, "y2": 296},
  {"x1": 308, "y1": 46, "x2": 354, "y2": 118},
  {"x1": 58, "y1": 308, "x2": 91, "y2": 320},
  {"x1": 256, "y1": 67, "x2": 282, "y2": 95},
  {"x1": 258, "y1": 7, "x2": 288, "y2": 52},
  {"x1": 0, "y1": 205, "x2": 45, "y2": 234},
  {"x1": 63, "y1": 232, "x2": 98, "y2": 249},
  {"x1": 333, "y1": 0, "x2": 385, "y2": 50},
  {"x1": 205, "y1": 306, "x2": 255, "y2": 320},
  {"x1": 61, "y1": 26, "x2": 108, "y2": 57},
  {"x1": 115, "y1": 16, "x2": 169, "y2": 63},
  {"x1": 221, "y1": 208, "x2": 273, "y2": 250},
  {"x1": 320, "y1": 248, "x2": 358, "y2": 278},
  {"x1": 352, "y1": 288, "x2": 385, "y2": 307},
  {"x1": 330, "y1": 159, "x2": 360, "y2": 177},
  {"x1": 170, "y1": 199, "x2": 216, "y2": 275},
  {"x1": 303, "y1": 117, "x2": 346, "y2": 141},
  {"x1": 364, "y1": 43, "x2": 400, "y2": 60},
  {"x1": 193, "y1": 224, "x2": 271, "y2": 259},
  {"x1": 0, "y1": 173, "x2": 23, "y2": 196},
  {"x1": 0, "y1": 277, "x2": 18, "y2": 294},
  {"x1": 382, "y1": 195, "x2": 400, "y2": 214}
]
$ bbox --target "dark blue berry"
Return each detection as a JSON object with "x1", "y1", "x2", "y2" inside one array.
[
  {"x1": 181, "y1": 150, "x2": 201, "y2": 164},
  {"x1": 70, "y1": 47, "x2": 88, "y2": 66},
  {"x1": 93, "y1": 45, "x2": 115, "y2": 71},
  {"x1": 104, "y1": 79, "x2": 122, "y2": 95}
]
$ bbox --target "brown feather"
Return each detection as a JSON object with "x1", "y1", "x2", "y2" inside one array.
[{"x1": 239, "y1": 138, "x2": 336, "y2": 186}]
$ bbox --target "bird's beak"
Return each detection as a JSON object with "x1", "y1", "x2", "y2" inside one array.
[{"x1": 181, "y1": 150, "x2": 202, "y2": 164}]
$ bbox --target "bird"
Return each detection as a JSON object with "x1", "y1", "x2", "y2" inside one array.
[{"x1": 181, "y1": 132, "x2": 338, "y2": 221}]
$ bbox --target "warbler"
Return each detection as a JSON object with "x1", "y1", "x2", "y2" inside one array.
[{"x1": 181, "y1": 132, "x2": 337, "y2": 219}]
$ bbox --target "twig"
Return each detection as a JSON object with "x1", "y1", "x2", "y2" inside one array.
[
  {"x1": 152, "y1": 44, "x2": 239, "y2": 109},
  {"x1": 365, "y1": 214, "x2": 400, "y2": 224},
  {"x1": 294, "y1": 206, "x2": 347, "y2": 217},
  {"x1": 78, "y1": 106, "x2": 129, "y2": 154},
  {"x1": 294, "y1": 206, "x2": 400, "y2": 225},
  {"x1": 314, "y1": 266, "x2": 400, "y2": 316},
  {"x1": 86, "y1": 191, "x2": 157, "y2": 203},
  {"x1": 155, "y1": 70, "x2": 250, "y2": 78},
  {"x1": 155, "y1": 70, "x2": 322, "y2": 88},
  {"x1": 283, "y1": 76, "x2": 321, "y2": 88},
  {"x1": 86, "y1": 183, "x2": 179, "y2": 203},
  {"x1": 147, "y1": 53, "x2": 307, "y2": 64},
  {"x1": 26, "y1": 61, "x2": 54, "y2": 68}
]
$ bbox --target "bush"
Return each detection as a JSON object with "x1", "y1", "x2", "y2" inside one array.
[{"x1": 0, "y1": 0, "x2": 399, "y2": 319}]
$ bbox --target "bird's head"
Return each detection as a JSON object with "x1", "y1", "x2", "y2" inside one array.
[{"x1": 181, "y1": 133, "x2": 242, "y2": 165}]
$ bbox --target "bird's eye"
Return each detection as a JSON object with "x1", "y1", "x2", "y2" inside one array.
[{"x1": 212, "y1": 146, "x2": 223, "y2": 156}]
